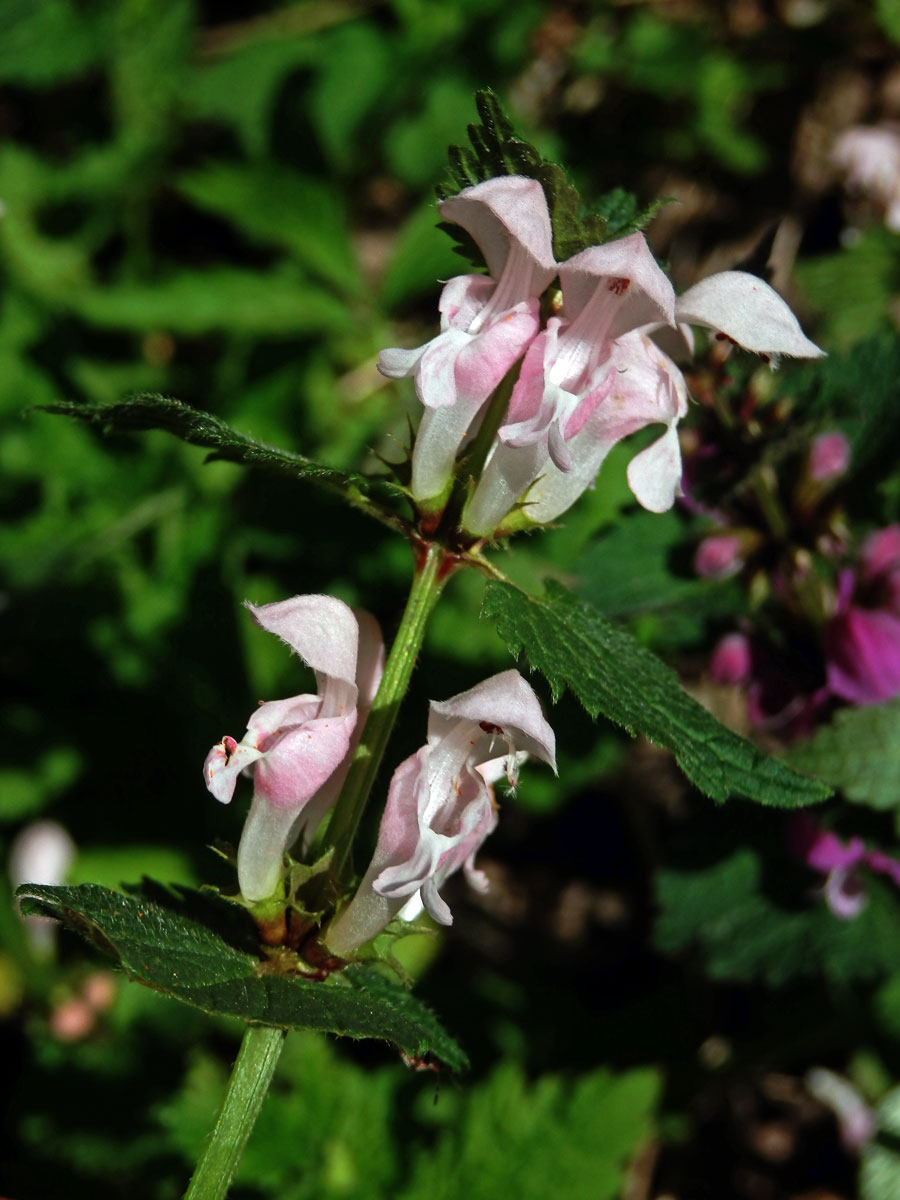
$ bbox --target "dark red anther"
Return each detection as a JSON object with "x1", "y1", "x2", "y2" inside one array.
[
  {"x1": 608, "y1": 277, "x2": 631, "y2": 296},
  {"x1": 479, "y1": 721, "x2": 504, "y2": 735}
]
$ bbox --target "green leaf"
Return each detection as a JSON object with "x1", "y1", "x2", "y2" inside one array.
[
  {"x1": 796, "y1": 230, "x2": 900, "y2": 349},
  {"x1": 574, "y1": 509, "x2": 705, "y2": 617},
  {"x1": 482, "y1": 580, "x2": 830, "y2": 807},
  {"x1": 380, "y1": 199, "x2": 471, "y2": 311},
  {"x1": 875, "y1": 0, "x2": 900, "y2": 43},
  {"x1": 0, "y1": 0, "x2": 108, "y2": 85},
  {"x1": 400, "y1": 1062, "x2": 659, "y2": 1200},
  {"x1": 308, "y1": 23, "x2": 390, "y2": 170},
  {"x1": 656, "y1": 848, "x2": 900, "y2": 987},
  {"x1": 176, "y1": 164, "x2": 359, "y2": 293},
  {"x1": 69, "y1": 268, "x2": 352, "y2": 337},
  {"x1": 16, "y1": 882, "x2": 467, "y2": 1070},
  {"x1": 784, "y1": 699, "x2": 900, "y2": 811},
  {"x1": 38, "y1": 394, "x2": 409, "y2": 530},
  {"x1": 862, "y1": 1085, "x2": 900, "y2": 1200}
]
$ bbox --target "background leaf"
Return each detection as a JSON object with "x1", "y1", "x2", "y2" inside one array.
[{"x1": 785, "y1": 699, "x2": 900, "y2": 811}]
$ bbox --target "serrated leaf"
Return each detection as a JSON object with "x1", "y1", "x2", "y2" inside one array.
[
  {"x1": 862, "y1": 1083, "x2": 900, "y2": 1200},
  {"x1": 16, "y1": 882, "x2": 467, "y2": 1070},
  {"x1": 784, "y1": 700, "x2": 900, "y2": 811},
  {"x1": 400, "y1": 1061, "x2": 659, "y2": 1200},
  {"x1": 38, "y1": 394, "x2": 409, "y2": 531},
  {"x1": 482, "y1": 580, "x2": 830, "y2": 807}
]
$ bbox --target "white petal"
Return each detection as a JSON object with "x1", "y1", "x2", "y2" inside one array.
[
  {"x1": 626, "y1": 422, "x2": 683, "y2": 513},
  {"x1": 439, "y1": 176, "x2": 556, "y2": 286},
  {"x1": 236, "y1": 792, "x2": 302, "y2": 902},
  {"x1": 377, "y1": 344, "x2": 427, "y2": 379},
  {"x1": 429, "y1": 669, "x2": 557, "y2": 771},
  {"x1": 246, "y1": 595, "x2": 359, "y2": 709},
  {"x1": 675, "y1": 271, "x2": 824, "y2": 359}
]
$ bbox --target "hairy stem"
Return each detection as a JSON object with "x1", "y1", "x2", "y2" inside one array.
[
  {"x1": 183, "y1": 1024, "x2": 287, "y2": 1200},
  {"x1": 325, "y1": 541, "x2": 450, "y2": 882}
]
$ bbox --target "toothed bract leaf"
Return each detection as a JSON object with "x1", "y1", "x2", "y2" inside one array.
[
  {"x1": 481, "y1": 580, "x2": 831, "y2": 807},
  {"x1": 15, "y1": 881, "x2": 467, "y2": 1070},
  {"x1": 438, "y1": 89, "x2": 666, "y2": 265}
]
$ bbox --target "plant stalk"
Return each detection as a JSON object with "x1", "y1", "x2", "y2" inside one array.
[
  {"x1": 183, "y1": 1023, "x2": 287, "y2": 1200},
  {"x1": 325, "y1": 540, "x2": 450, "y2": 882}
]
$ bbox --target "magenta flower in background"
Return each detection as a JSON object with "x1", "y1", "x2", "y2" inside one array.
[
  {"x1": 327, "y1": 669, "x2": 556, "y2": 956},
  {"x1": 824, "y1": 526, "x2": 900, "y2": 706},
  {"x1": 709, "y1": 632, "x2": 753, "y2": 686},
  {"x1": 809, "y1": 432, "x2": 851, "y2": 483},
  {"x1": 204, "y1": 595, "x2": 384, "y2": 903},
  {"x1": 694, "y1": 533, "x2": 745, "y2": 580},
  {"x1": 791, "y1": 814, "x2": 900, "y2": 920},
  {"x1": 378, "y1": 176, "x2": 556, "y2": 508}
]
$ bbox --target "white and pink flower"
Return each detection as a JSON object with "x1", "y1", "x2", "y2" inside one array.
[
  {"x1": 326, "y1": 669, "x2": 556, "y2": 955},
  {"x1": 204, "y1": 595, "x2": 383, "y2": 903}
]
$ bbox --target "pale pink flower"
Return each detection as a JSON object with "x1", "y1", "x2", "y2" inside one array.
[
  {"x1": 809, "y1": 432, "x2": 851, "y2": 483},
  {"x1": 462, "y1": 242, "x2": 823, "y2": 537},
  {"x1": 806, "y1": 1068, "x2": 876, "y2": 1153},
  {"x1": 326, "y1": 669, "x2": 556, "y2": 955},
  {"x1": 204, "y1": 595, "x2": 383, "y2": 903},
  {"x1": 10, "y1": 820, "x2": 76, "y2": 957},
  {"x1": 379, "y1": 176, "x2": 556, "y2": 508},
  {"x1": 833, "y1": 125, "x2": 900, "y2": 232}
]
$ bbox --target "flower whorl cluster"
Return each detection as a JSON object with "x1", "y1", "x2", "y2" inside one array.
[
  {"x1": 380, "y1": 176, "x2": 824, "y2": 538},
  {"x1": 204, "y1": 597, "x2": 556, "y2": 957}
]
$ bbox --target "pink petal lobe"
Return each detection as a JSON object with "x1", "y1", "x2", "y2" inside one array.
[
  {"x1": 254, "y1": 712, "x2": 355, "y2": 811},
  {"x1": 453, "y1": 301, "x2": 539, "y2": 405}
]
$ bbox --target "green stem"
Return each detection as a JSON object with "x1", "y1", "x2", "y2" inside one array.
[
  {"x1": 325, "y1": 541, "x2": 449, "y2": 881},
  {"x1": 183, "y1": 1024, "x2": 286, "y2": 1200},
  {"x1": 748, "y1": 464, "x2": 788, "y2": 540}
]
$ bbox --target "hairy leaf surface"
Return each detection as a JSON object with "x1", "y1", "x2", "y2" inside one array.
[
  {"x1": 482, "y1": 580, "x2": 830, "y2": 807},
  {"x1": 17, "y1": 882, "x2": 467, "y2": 1070}
]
